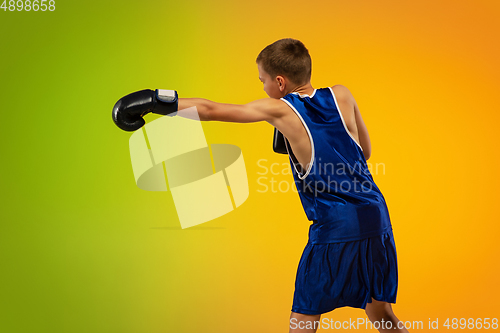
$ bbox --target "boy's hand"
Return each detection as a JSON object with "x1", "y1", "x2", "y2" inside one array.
[{"x1": 112, "y1": 89, "x2": 178, "y2": 131}]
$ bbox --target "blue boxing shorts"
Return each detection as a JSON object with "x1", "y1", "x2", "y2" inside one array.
[{"x1": 291, "y1": 229, "x2": 398, "y2": 315}]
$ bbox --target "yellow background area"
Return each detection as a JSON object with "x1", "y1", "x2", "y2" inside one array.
[{"x1": 0, "y1": 0, "x2": 499, "y2": 332}]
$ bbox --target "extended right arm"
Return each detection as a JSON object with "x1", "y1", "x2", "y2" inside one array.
[{"x1": 112, "y1": 89, "x2": 286, "y2": 131}]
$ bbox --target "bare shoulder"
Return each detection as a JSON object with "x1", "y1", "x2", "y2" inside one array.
[
  {"x1": 248, "y1": 97, "x2": 288, "y2": 109},
  {"x1": 248, "y1": 97, "x2": 287, "y2": 107},
  {"x1": 247, "y1": 97, "x2": 291, "y2": 118},
  {"x1": 330, "y1": 84, "x2": 355, "y2": 102}
]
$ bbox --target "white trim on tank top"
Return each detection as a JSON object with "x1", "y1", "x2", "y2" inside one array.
[
  {"x1": 328, "y1": 87, "x2": 364, "y2": 151},
  {"x1": 291, "y1": 88, "x2": 317, "y2": 99},
  {"x1": 279, "y1": 98, "x2": 315, "y2": 180}
]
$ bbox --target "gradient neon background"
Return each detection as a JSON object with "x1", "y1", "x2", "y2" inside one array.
[{"x1": 1, "y1": 0, "x2": 499, "y2": 332}]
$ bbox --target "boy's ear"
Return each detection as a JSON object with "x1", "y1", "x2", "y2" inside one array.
[{"x1": 276, "y1": 75, "x2": 286, "y2": 90}]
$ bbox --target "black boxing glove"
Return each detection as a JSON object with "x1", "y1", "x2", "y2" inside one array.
[
  {"x1": 112, "y1": 89, "x2": 178, "y2": 131},
  {"x1": 273, "y1": 127, "x2": 288, "y2": 154}
]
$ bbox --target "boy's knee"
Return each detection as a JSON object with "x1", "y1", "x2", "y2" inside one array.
[{"x1": 365, "y1": 299, "x2": 394, "y2": 317}]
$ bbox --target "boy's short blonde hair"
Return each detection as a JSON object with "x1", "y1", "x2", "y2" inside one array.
[{"x1": 256, "y1": 38, "x2": 312, "y2": 85}]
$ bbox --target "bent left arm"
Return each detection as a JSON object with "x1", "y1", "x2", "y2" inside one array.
[{"x1": 178, "y1": 98, "x2": 284, "y2": 124}]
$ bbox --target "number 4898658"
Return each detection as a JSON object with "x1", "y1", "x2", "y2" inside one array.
[{"x1": 1, "y1": 0, "x2": 56, "y2": 11}]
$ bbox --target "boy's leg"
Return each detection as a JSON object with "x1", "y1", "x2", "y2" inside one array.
[
  {"x1": 365, "y1": 298, "x2": 409, "y2": 333},
  {"x1": 289, "y1": 312, "x2": 321, "y2": 333}
]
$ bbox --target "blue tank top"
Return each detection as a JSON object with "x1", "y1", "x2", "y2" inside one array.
[{"x1": 281, "y1": 87, "x2": 392, "y2": 244}]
